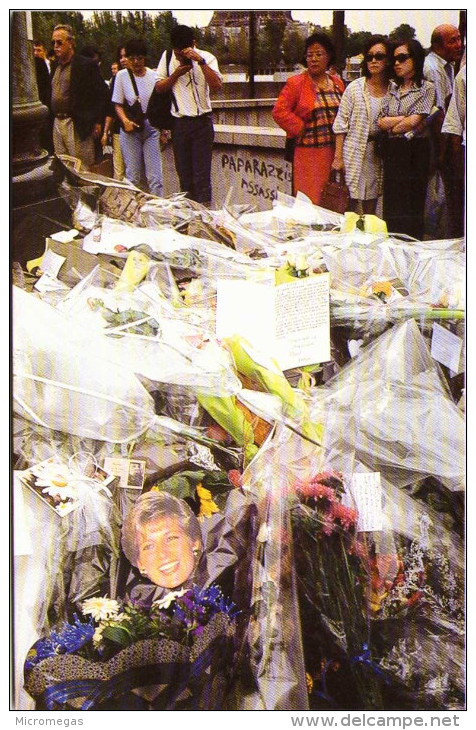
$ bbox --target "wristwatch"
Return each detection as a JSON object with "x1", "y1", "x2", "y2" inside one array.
[{"x1": 197, "y1": 58, "x2": 207, "y2": 66}]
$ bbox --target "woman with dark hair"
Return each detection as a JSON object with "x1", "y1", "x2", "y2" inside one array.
[
  {"x1": 112, "y1": 38, "x2": 163, "y2": 195},
  {"x1": 377, "y1": 38, "x2": 436, "y2": 238},
  {"x1": 273, "y1": 32, "x2": 345, "y2": 205},
  {"x1": 332, "y1": 35, "x2": 392, "y2": 214}
]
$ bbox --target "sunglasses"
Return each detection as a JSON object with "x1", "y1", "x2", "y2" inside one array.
[
  {"x1": 394, "y1": 53, "x2": 412, "y2": 64},
  {"x1": 366, "y1": 52, "x2": 387, "y2": 62}
]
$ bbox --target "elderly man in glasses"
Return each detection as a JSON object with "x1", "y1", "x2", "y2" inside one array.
[{"x1": 50, "y1": 24, "x2": 106, "y2": 170}]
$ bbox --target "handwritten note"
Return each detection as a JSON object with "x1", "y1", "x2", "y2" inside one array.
[
  {"x1": 216, "y1": 273, "x2": 330, "y2": 370},
  {"x1": 350, "y1": 472, "x2": 383, "y2": 532},
  {"x1": 431, "y1": 322, "x2": 463, "y2": 374}
]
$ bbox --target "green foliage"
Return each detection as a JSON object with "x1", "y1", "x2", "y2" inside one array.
[
  {"x1": 346, "y1": 30, "x2": 373, "y2": 57},
  {"x1": 389, "y1": 23, "x2": 416, "y2": 43},
  {"x1": 31, "y1": 9, "x2": 178, "y2": 76},
  {"x1": 282, "y1": 28, "x2": 306, "y2": 66}
]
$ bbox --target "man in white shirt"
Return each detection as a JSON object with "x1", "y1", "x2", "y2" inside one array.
[{"x1": 155, "y1": 25, "x2": 222, "y2": 205}]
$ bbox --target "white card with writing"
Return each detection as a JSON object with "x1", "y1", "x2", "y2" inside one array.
[
  {"x1": 216, "y1": 274, "x2": 330, "y2": 370},
  {"x1": 430, "y1": 322, "x2": 463, "y2": 374},
  {"x1": 350, "y1": 472, "x2": 383, "y2": 532}
]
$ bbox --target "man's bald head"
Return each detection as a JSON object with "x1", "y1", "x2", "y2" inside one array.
[{"x1": 431, "y1": 24, "x2": 462, "y2": 63}]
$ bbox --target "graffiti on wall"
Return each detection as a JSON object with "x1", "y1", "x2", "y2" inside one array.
[{"x1": 221, "y1": 153, "x2": 292, "y2": 203}]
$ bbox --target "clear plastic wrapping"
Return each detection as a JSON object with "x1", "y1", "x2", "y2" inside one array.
[
  {"x1": 13, "y1": 286, "x2": 157, "y2": 443},
  {"x1": 310, "y1": 320, "x2": 465, "y2": 492}
]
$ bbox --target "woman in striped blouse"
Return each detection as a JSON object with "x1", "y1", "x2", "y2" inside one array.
[
  {"x1": 273, "y1": 32, "x2": 345, "y2": 205},
  {"x1": 332, "y1": 35, "x2": 393, "y2": 214},
  {"x1": 377, "y1": 39, "x2": 436, "y2": 239}
]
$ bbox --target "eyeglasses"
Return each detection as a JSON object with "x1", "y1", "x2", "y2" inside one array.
[
  {"x1": 306, "y1": 52, "x2": 327, "y2": 59},
  {"x1": 394, "y1": 53, "x2": 412, "y2": 64},
  {"x1": 128, "y1": 55, "x2": 145, "y2": 61},
  {"x1": 366, "y1": 52, "x2": 387, "y2": 62},
  {"x1": 52, "y1": 40, "x2": 64, "y2": 46}
]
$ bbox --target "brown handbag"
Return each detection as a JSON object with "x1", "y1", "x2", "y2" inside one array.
[{"x1": 320, "y1": 170, "x2": 350, "y2": 214}]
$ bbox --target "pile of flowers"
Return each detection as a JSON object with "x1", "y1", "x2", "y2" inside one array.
[
  {"x1": 290, "y1": 470, "x2": 465, "y2": 710},
  {"x1": 25, "y1": 585, "x2": 239, "y2": 670},
  {"x1": 293, "y1": 471, "x2": 358, "y2": 535}
]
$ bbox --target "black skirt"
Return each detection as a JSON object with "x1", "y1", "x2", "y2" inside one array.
[{"x1": 381, "y1": 136, "x2": 430, "y2": 240}]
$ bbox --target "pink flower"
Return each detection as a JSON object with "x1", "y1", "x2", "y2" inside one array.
[{"x1": 330, "y1": 502, "x2": 358, "y2": 530}]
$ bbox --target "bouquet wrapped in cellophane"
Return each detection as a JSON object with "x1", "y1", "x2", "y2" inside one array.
[
  {"x1": 255, "y1": 419, "x2": 465, "y2": 710},
  {"x1": 24, "y1": 585, "x2": 239, "y2": 710}
]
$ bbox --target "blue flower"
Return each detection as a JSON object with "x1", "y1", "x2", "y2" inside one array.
[{"x1": 25, "y1": 616, "x2": 95, "y2": 671}]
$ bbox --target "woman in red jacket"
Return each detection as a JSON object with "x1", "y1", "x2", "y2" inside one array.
[{"x1": 273, "y1": 32, "x2": 345, "y2": 205}]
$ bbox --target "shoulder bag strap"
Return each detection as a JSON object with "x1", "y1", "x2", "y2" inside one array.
[
  {"x1": 166, "y1": 49, "x2": 178, "y2": 112},
  {"x1": 127, "y1": 68, "x2": 141, "y2": 102}
]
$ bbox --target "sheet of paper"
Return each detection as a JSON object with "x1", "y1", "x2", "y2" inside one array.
[
  {"x1": 274, "y1": 274, "x2": 330, "y2": 370},
  {"x1": 431, "y1": 322, "x2": 463, "y2": 373},
  {"x1": 350, "y1": 472, "x2": 383, "y2": 532},
  {"x1": 34, "y1": 273, "x2": 70, "y2": 292},
  {"x1": 216, "y1": 275, "x2": 330, "y2": 371},
  {"x1": 215, "y1": 279, "x2": 275, "y2": 355},
  {"x1": 13, "y1": 474, "x2": 33, "y2": 556},
  {"x1": 40, "y1": 248, "x2": 66, "y2": 278},
  {"x1": 49, "y1": 229, "x2": 79, "y2": 244}
]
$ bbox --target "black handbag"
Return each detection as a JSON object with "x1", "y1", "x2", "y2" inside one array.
[
  {"x1": 147, "y1": 50, "x2": 178, "y2": 130},
  {"x1": 122, "y1": 69, "x2": 145, "y2": 130}
]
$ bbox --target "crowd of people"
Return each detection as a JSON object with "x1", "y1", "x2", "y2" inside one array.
[
  {"x1": 33, "y1": 23, "x2": 222, "y2": 208},
  {"x1": 273, "y1": 23, "x2": 465, "y2": 239},
  {"x1": 33, "y1": 21, "x2": 465, "y2": 237}
]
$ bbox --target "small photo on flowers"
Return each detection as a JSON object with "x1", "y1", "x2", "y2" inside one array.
[{"x1": 127, "y1": 459, "x2": 146, "y2": 489}]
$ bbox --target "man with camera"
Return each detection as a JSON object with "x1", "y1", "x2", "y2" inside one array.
[{"x1": 155, "y1": 25, "x2": 222, "y2": 206}]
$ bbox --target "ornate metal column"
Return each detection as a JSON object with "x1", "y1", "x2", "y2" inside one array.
[{"x1": 11, "y1": 10, "x2": 55, "y2": 201}]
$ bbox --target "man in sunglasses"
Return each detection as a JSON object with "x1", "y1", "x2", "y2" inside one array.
[{"x1": 50, "y1": 24, "x2": 106, "y2": 170}]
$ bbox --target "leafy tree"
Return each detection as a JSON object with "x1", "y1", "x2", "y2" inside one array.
[
  {"x1": 282, "y1": 28, "x2": 305, "y2": 66},
  {"x1": 346, "y1": 30, "x2": 373, "y2": 57},
  {"x1": 389, "y1": 24, "x2": 416, "y2": 43}
]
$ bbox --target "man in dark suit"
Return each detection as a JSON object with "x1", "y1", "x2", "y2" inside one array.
[{"x1": 50, "y1": 24, "x2": 105, "y2": 170}]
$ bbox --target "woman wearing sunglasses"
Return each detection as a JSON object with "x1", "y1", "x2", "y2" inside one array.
[
  {"x1": 272, "y1": 32, "x2": 345, "y2": 205},
  {"x1": 377, "y1": 39, "x2": 436, "y2": 239},
  {"x1": 332, "y1": 35, "x2": 392, "y2": 214}
]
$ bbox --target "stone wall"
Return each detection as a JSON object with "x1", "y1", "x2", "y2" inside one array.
[{"x1": 162, "y1": 97, "x2": 293, "y2": 211}]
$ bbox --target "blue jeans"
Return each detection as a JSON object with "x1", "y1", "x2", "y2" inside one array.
[
  {"x1": 172, "y1": 114, "x2": 214, "y2": 204},
  {"x1": 120, "y1": 119, "x2": 163, "y2": 196}
]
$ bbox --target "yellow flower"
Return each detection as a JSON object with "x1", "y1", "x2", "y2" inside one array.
[
  {"x1": 306, "y1": 672, "x2": 314, "y2": 694},
  {"x1": 371, "y1": 281, "x2": 393, "y2": 298},
  {"x1": 197, "y1": 483, "x2": 220, "y2": 519}
]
